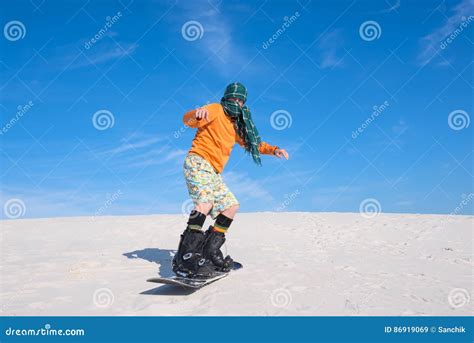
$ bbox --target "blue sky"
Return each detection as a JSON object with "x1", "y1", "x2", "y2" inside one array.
[{"x1": 0, "y1": 0, "x2": 472, "y2": 219}]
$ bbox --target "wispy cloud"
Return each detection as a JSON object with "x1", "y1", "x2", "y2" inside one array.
[
  {"x1": 317, "y1": 29, "x2": 345, "y2": 69},
  {"x1": 102, "y1": 135, "x2": 164, "y2": 155},
  {"x1": 418, "y1": 0, "x2": 473, "y2": 66},
  {"x1": 177, "y1": 2, "x2": 251, "y2": 77},
  {"x1": 75, "y1": 42, "x2": 139, "y2": 69},
  {"x1": 224, "y1": 171, "x2": 274, "y2": 203},
  {"x1": 47, "y1": 40, "x2": 139, "y2": 72},
  {"x1": 98, "y1": 134, "x2": 186, "y2": 169},
  {"x1": 124, "y1": 148, "x2": 187, "y2": 168},
  {"x1": 0, "y1": 187, "x2": 91, "y2": 219}
]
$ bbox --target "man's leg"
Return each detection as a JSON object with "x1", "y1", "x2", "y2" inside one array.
[
  {"x1": 211, "y1": 204, "x2": 239, "y2": 233},
  {"x1": 202, "y1": 174, "x2": 239, "y2": 271},
  {"x1": 185, "y1": 203, "x2": 212, "y2": 232},
  {"x1": 172, "y1": 205, "x2": 215, "y2": 277},
  {"x1": 194, "y1": 203, "x2": 212, "y2": 218},
  {"x1": 174, "y1": 153, "x2": 217, "y2": 277},
  {"x1": 221, "y1": 204, "x2": 239, "y2": 219}
]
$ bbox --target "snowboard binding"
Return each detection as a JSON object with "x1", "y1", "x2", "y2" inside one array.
[{"x1": 172, "y1": 226, "x2": 233, "y2": 279}]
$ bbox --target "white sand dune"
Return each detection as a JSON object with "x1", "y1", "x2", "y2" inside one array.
[{"x1": 0, "y1": 212, "x2": 472, "y2": 316}]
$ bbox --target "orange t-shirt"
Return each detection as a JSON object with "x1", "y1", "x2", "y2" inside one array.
[{"x1": 183, "y1": 103, "x2": 277, "y2": 173}]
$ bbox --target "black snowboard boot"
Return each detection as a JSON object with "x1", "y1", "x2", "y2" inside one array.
[
  {"x1": 203, "y1": 226, "x2": 234, "y2": 272},
  {"x1": 172, "y1": 228, "x2": 221, "y2": 279}
]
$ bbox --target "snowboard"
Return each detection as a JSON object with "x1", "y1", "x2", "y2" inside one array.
[{"x1": 147, "y1": 262, "x2": 243, "y2": 289}]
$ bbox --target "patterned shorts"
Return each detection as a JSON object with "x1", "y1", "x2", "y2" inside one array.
[{"x1": 183, "y1": 153, "x2": 239, "y2": 219}]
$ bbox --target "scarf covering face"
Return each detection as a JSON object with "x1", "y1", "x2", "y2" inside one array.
[{"x1": 220, "y1": 82, "x2": 262, "y2": 165}]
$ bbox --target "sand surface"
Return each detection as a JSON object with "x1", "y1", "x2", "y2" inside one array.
[{"x1": 0, "y1": 212, "x2": 472, "y2": 316}]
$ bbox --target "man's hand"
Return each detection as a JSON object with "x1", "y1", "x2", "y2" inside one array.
[
  {"x1": 196, "y1": 107, "x2": 209, "y2": 121},
  {"x1": 274, "y1": 148, "x2": 289, "y2": 160}
]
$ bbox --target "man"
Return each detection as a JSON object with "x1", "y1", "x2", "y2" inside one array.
[{"x1": 172, "y1": 82, "x2": 289, "y2": 278}]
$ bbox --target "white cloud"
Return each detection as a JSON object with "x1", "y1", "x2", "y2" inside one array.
[
  {"x1": 418, "y1": 0, "x2": 473, "y2": 66},
  {"x1": 224, "y1": 171, "x2": 274, "y2": 203},
  {"x1": 76, "y1": 42, "x2": 139, "y2": 69},
  {"x1": 177, "y1": 2, "x2": 250, "y2": 77},
  {"x1": 124, "y1": 148, "x2": 186, "y2": 168},
  {"x1": 317, "y1": 29, "x2": 345, "y2": 69},
  {"x1": 102, "y1": 135, "x2": 164, "y2": 155}
]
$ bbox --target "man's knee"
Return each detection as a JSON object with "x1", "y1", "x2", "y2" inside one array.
[
  {"x1": 223, "y1": 204, "x2": 239, "y2": 217},
  {"x1": 195, "y1": 202, "x2": 212, "y2": 215}
]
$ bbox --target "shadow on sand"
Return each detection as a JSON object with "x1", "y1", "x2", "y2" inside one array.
[{"x1": 123, "y1": 248, "x2": 197, "y2": 296}]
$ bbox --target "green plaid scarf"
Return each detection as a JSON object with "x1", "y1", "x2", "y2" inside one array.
[{"x1": 220, "y1": 82, "x2": 262, "y2": 165}]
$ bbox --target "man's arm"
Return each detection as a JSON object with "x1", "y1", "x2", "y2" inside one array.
[
  {"x1": 236, "y1": 137, "x2": 289, "y2": 159},
  {"x1": 258, "y1": 142, "x2": 278, "y2": 155},
  {"x1": 259, "y1": 142, "x2": 289, "y2": 159},
  {"x1": 183, "y1": 105, "x2": 217, "y2": 128}
]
